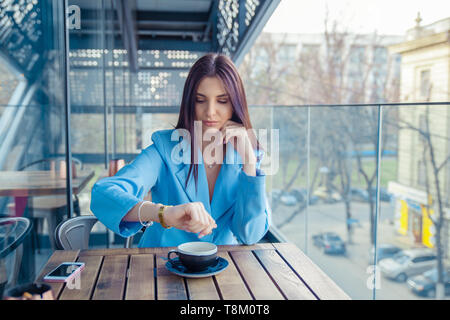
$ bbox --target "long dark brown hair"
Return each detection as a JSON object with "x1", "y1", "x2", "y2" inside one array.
[{"x1": 174, "y1": 53, "x2": 262, "y2": 194}]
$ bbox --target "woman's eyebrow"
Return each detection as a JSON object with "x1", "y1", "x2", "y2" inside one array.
[{"x1": 196, "y1": 93, "x2": 228, "y2": 98}]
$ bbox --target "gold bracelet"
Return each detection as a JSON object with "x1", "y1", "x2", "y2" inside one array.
[{"x1": 158, "y1": 204, "x2": 172, "y2": 229}]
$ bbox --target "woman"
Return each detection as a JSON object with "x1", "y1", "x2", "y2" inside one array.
[{"x1": 90, "y1": 53, "x2": 270, "y2": 247}]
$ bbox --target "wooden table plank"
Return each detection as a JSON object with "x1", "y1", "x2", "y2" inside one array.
[
  {"x1": 59, "y1": 255, "x2": 103, "y2": 300},
  {"x1": 274, "y1": 243, "x2": 351, "y2": 300},
  {"x1": 229, "y1": 250, "x2": 284, "y2": 300},
  {"x1": 78, "y1": 243, "x2": 275, "y2": 257},
  {"x1": 39, "y1": 244, "x2": 350, "y2": 301},
  {"x1": 186, "y1": 277, "x2": 220, "y2": 300},
  {"x1": 214, "y1": 252, "x2": 252, "y2": 300},
  {"x1": 218, "y1": 243, "x2": 275, "y2": 252},
  {"x1": 155, "y1": 255, "x2": 187, "y2": 300},
  {"x1": 35, "y1": 250, "x2": 80, "y2": 299},
  {"x1": 92, "y1": 255, "x2": 128, "y2": 300},
  {"x1": 125, "y1": 254, "x2": 155, "y2": 300},
  {"x1": 254, "y1": 249, "x2": 317, "y2": 300}
]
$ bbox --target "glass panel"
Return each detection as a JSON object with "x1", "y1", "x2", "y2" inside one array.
[
  {"x1": 0, "y1": 0, "x2": 68, "y2": 287},
  {"x1": 266, "y1": 106, "x2": 308, "y2": 249},
  {"x1": 66, "y1": 0, "x2": 203, "y2": 248},
  {"x1": 379, "y1": 104, "x2": 450, "y2": 300},
  {"x1": 68, "y1": 0, "x2": 113, "y2": 245},
  {"x1": 310, "y1": 105, "x2": 378, "y2": 299},
  {"x1": 244, "y1": 0, "x2": 450, "y2": 300}
]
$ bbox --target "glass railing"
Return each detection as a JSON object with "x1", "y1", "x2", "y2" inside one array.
[
  {"x1": 249, "y1": 102, "x2": 450, "y2": 300},
  {"x1": 1, "y1": 98, "x2": 449, "y2": 300},
  {"x1": 62, "y1": 102, "x2": 450, "y2": 299}
]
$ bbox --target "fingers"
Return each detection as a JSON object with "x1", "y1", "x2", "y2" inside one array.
[
  {"x1": 198, "y1": 215, "x2": 218, "y2": 238},
  {"x1": 198, "y1": 220, "x2": 217, "y2": 238},
  {"x1": 184, "y1": 202, "x2": 217, "y2": 238},
  {"x1": 167, "y1": 202, "x2": 217, "y2": 237}
]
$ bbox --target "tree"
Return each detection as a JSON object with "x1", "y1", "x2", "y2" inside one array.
[
  {"x1": 390, "y1": 98, "x2": 450, "y2": 299},
  {"x1": 239, "y1": 17, "x2": 400, "y2": 243},
  {"x1": 240, "y1": 33, "x2": 309, "y2": 214}
]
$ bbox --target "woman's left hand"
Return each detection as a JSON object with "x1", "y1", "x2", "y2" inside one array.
[{"x1": 220, "y1": 120, "x2": 257, "y2": 165}]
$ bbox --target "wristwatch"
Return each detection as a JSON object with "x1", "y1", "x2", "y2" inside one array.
[{"x1": 158, "y1": 204, "x2": 172, "y2": 229}]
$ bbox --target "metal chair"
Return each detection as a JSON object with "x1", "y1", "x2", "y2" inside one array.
[
  {"x1": 54, "y1": 216, "x2": 137, "y2": 250},
  {"x1": 0, "y1": 217, "x2": 32, "y2": 299},
  {"x1": 54, "y1": 216, "x2": 99, "y2": 250}
]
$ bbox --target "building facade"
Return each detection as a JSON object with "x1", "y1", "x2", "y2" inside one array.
[
  {"x1": 388, "y1": 16, "x2": 450, "y2": 256},
  {"x1": 242, "y1": 32, "x2": 403, "y2": 105}
]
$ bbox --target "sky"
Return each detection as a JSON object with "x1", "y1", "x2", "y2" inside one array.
[{"x1": 263, "y1": 0, "x2": 450, "y2": 35}]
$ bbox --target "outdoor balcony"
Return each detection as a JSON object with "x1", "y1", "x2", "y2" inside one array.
[{"x1": 1, "y1": 0, "x2": 449, "y2": 302}]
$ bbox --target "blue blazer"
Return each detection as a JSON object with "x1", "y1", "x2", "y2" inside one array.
[{"x1": 90, "y1": 129, "x2": 270, "y2": 247}]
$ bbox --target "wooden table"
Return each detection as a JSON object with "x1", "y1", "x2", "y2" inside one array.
[
  {"x1": 0, "y1": 170, "x2": 95, "y2": 216},
  {"x1": 36, "y1": 243, "x2": 350, "y2": 300},
  {"x1": 0, "y1": 170, "x2": 95, "y2": 284},
  {"x1": 0, "y1": 170, "x2": 95, "y2": 197}
]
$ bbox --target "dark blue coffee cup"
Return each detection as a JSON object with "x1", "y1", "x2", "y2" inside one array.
[{"x1": 168, "y1": 241, "x2": 218, "y2": 272}]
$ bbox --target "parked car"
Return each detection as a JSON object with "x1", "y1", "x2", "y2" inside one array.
[
  {"x1": 349, "y1": 188, "x2": 369, "y2": 202},
  {"x1": 407, "y1": 267, "x2": 450, "y2": 298},
  {"x1": 313, "y1": 187, "x2": 342, "y2": 203},
  {"x1": 270, "y1": 188, "x2": 319, "y2": 207},
  {"x1": 270, "y1": 188, "x2": 282, "y2": 199},
  {"x1": 350, "y1": 187, "x2": 392, "y2": 203},
  {"x1": 269, "y1": 189, "x2": 298, "y2": 206},
  {"x1": 279, "y1": 192, "x2": 297, "y2": 206},
  {"x1": 368, "y1": 187, "x2": 392, "y2": 202},
  {"x1": 312, "y1": 232, "x2": 346, "y2": 254},
  {"x1": 290, "y1": 188, "x2": 319, "y2": 205},
  {"x1": 368, "y1": 244, "x2": 403, "y2": 265},
  {"x1": 379, "y1": 248, "x2": 437, "y2": 282}
]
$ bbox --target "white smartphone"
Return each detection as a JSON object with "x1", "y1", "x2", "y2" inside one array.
[{"x1": 43, "y1": 262, "x2": 85, "y2": 283}]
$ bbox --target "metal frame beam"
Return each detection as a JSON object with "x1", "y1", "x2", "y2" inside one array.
[
  {"x1": 232, "y1": 0, "x2": 281, "y2": 66},
  {"x1": 69, "y1": 34, "x2": 212, "y2": 51},
  {"x1": 71, "y1": 105, "x2": 181, "y2": 114},
  {"x1": 115, "y1": 0, "x2": 139, "y2": 72},
  {"x1": 202, "y1": 0, "x2": 218, "y2": 42},
  {"x1": 138, "y1": 38, "x2": 212, "y2": 51}
]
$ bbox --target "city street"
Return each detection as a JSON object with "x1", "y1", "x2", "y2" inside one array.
[{"x1": 273, "y1": 200, "x2": 431, "y2": 300}]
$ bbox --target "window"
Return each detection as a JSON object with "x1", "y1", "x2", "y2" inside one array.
[
  {"x1": 422, "y1": 255, "x2": 436, "y2": 262},
  {"x1": 417, "y1": 114, "x2": 427, "y2": 186},
  {"x1": 412, "y1": 255, "x2": 436, "y2": 263},
  {"x1": 348, "y1": 46, "x2": 365, "y2": 80},
  {"x1": 277, "y1": 44, "x2": 297, "y2": 64},
  {"x1": 301, "y1": 44, "x2": 320, "y2": 59},
  {"x1": 373, "y1": 46, "x2": 387, "y2": 65},
  {"x1": 420, "y1": 69, "x2": 431, "y2": 99},
  {"x1": 418, "y1": 160, "x2": 426, "y2": 186}
]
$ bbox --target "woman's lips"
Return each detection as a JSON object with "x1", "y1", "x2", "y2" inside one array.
[{"x1": 203, "y1": 121, "x2": 219, "y2": 127}]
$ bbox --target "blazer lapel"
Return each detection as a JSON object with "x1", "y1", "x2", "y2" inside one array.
[
  {"x1": 174, "y1": 141, "x2": 242, "y2": 220},
  {"x1": 174, "y1": 144, "x2": 204, "y2": 205},
  {"x1": 210, "y1": 141, "x2": 242, "y2": 219}
]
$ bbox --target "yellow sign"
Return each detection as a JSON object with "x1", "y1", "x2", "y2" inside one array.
[
  {"x1": 398, "y1": 200, "x2": 408, "y2": 235},
  {"x1": 421, "y1": 205, "x2": 435, "y2": 248}
]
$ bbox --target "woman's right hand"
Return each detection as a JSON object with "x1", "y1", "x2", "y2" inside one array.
[{"x1": 163, "y1": 202, "x2": 217, "y2": 238}]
